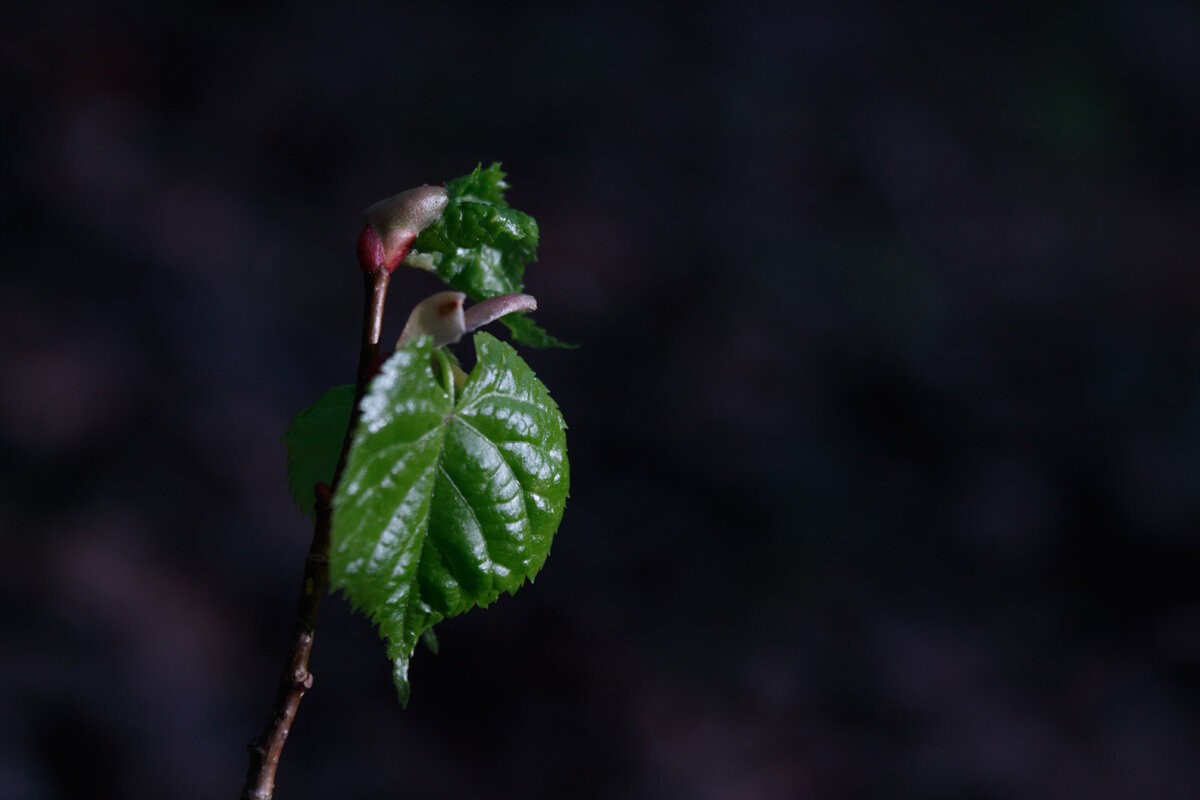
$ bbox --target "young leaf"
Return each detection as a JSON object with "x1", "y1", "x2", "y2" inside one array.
[
  {"x1": 444, "y1": 162, "x2": 512, "y2": 204},
  {"x1": 330, "y1": 333, "x2": 569, "y2": 705},
  {"x1": 283, "y1": 384, "x2": 355, "y2": 518},
  {"x1": 501, "y1": 313, "x2": 575, "y2": 349},
  {"x1": 410, "y1": 163, "x2": 569, "y2": 347}
]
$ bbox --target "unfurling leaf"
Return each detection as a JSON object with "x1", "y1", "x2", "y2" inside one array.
[
  {"x1": 409, "y1": 163, "x2": 570, "y2": 347},
  {"x1": 329, "y1": 333, "x2": 569, "y2": 705}
]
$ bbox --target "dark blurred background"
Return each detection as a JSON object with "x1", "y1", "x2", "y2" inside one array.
[{"x1": 3, "y1": 1, "x2": 1198, "y2": 798}]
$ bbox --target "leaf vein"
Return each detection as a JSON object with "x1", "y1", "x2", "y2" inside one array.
[
  {"x1": 451, "y1": 417, "x2": 530, "y2": 527},
  {"x1": 436, "y1": 462, "x2": 492, "y2": 573}
]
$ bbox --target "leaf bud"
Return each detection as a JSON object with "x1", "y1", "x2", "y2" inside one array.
[
  {"x1": 397, "y1": 292, "x2": 540, "y2": 349},
  {"x1": 357, "y1": 185, "x2": 449, "y2": 273},
  {"x1": 398, "y1": 291, "x2": 467, "y2": 348},
  {"x1": 463, "y1": 293, "x2": 537, "y2": 332}
]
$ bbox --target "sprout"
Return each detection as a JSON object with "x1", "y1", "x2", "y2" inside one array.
[
  {"x1": 398, "y1": 291, "x2": 538, "y2": 348},
  {"x1": 356, "y1": 185, "x2": 449, "y2": 273}
]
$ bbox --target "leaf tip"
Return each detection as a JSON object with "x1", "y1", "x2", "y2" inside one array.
[{"x1": 393, "y1": 658, "x2": 412, "y2": 708}]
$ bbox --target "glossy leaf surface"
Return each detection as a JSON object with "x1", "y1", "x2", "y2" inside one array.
[
  {"x1": 330, "y1": 333, "x2": 569, "y2": 704},
  {"x1": 411, "y1": 163, "x2": 568, "y2": 347},
  {"x1": 283, "y1": 384, "x2": 354, "y2": 518}
]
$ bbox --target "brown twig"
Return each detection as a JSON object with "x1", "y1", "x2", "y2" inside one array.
[
  {"x1": 240, "y1": 267, "x2": 392, "y2": 800},
  {"x1": 240, "y1": 484, "x2": 330, "y2": 800}
]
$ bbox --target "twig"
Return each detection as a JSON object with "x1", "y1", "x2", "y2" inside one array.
[
  {"x1": 240, "y1": 267, "x2": 392, "y2": 800},
  {"x1": 340, "y1": 269, "x2": 392, "y2": 483},
  {"x1": 239, "y1": 483, "x2": 330, "y2": 800}
]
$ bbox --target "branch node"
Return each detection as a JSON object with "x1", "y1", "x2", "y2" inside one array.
[{"x1": 291, "y1": 667, "x2": 313, "y2": 690}]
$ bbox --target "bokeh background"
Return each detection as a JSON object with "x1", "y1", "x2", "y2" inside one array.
[{"x1": 3, "y1": 1, "x2": 1198, "y2": 798}]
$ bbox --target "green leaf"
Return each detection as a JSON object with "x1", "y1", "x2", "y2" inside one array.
[
  {"x1": 502, "y1": 313, "x2": 577, "y2": 349},
  {"x1": 283, "y1": 384, "x2": 354, "y2": 518},
  {"x1": 444, "y1": 162, "x2": 511, "y2": 204},
  {"x1": 330, "y1": 333, "x2": 569, "y2": 705},
  {"x1": 411, "y1": 163, "x2": 569, "y2": 348}
]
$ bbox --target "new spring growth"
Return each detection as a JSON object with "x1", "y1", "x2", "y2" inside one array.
[
  {"x1": 398, "y1": 291, "x2": 539, "y2": 348},
  {"x1": 356, "y1": 185, "x2": 449, "y2": 273}
]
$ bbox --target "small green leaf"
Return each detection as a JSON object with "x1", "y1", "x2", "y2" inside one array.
[
  {"x1": 330, "y1": 333, "x2": 569, "y2": 705},
  {"x1": 411, "y1": 163, "x2": 569, "y2": 348},
  {"x1": 444, "y1": 162, "x2": 511, "y2": 204},
  {"x1": 283, "y1": 384, "x2": 354, "y2": 518},
  {"x1": 502, "y1": 313, "x2": 577, "y2": 349}
]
